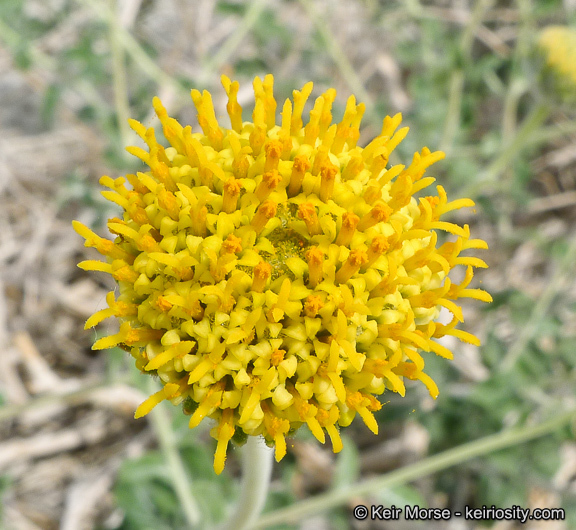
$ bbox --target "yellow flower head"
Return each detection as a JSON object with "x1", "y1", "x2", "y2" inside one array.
[
  {"x1": 536, "y1": 26, "x2": 576, "y2": 105},
  {"x1": 74, "y1": 75, "x2": 491, "y2": 474}
]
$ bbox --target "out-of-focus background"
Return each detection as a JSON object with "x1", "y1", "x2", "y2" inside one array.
[{"x1": 1, "y1": 0, "x2": 576, "y2": 529}]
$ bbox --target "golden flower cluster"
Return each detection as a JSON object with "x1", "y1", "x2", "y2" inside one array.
[
  {"x1": 537, "y1": 26, "x2": 576, "y2": 105},
  {"x1": 74, "y1": 75, "x2": 491, "y2": 474}
]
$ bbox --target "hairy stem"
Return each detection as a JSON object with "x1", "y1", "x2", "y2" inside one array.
[
  {"x1": 148, "y1": 380, "x2": 201, "y2": 527},
  {"x1": 220, "y1": 436, "x2": 274, "y2": 530}
]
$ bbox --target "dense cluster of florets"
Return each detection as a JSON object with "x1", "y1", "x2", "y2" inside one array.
[
  {"x1": 74, "y1": 75, "x2": 491, "y2": 473},
  {"x1": 537, "y1": 26, "x2": 576, "y2": 106}
]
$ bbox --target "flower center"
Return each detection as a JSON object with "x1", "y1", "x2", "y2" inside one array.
[{"x1": 263, "y1": 203, "x2": 308, "y2": 281}]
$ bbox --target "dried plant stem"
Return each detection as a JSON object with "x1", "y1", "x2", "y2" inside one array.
[
  {"x1": 254, "y1": 407, "x2": 576, "y2": 528},
  {"x1": 219, "y1": 436, "x2": 274, "y2": 530},
  {"x1": 0, "y1": 378, "x2": 132, "y2": 422},
  {"x1": 421, "y1": 0, "x2": 494, "y2": 154},
  {"x1": 148, "y1": 379, "x2": 201, "y2": 528}
]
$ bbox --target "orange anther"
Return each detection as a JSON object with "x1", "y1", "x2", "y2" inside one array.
[
  {"x1": 264, "y1": 140, "x2": 283, "y2": 172},
  {"x1": 222, "y1": 177, "x2": 242, "y2": 213},
  {"x1": 255, "y1": 170, "x2": 282, "y2": 202},
  {"x1": 319, "y1": 164, "x2": 337, "y2": 202},
  {"x1": 336, "y1": 249, "x2": 368, "y2": 284},
  {"x1": 298, "y1": 203, "x2": 322, "y2": 236},
  {"x1": 304, "y1": 295, "x2": 324, "y2": 317},
  {"x1": 288, "y1": 154, "x2": 311, "y2": 196},
  {"x1": 305, "y1": 247, "x2": 324, "y2": 287},
  {"x1": 335, "y1": 211, "x2": 359, "y2": 246},
  {"x1": 357, "y1": 202, "x2": 392, "y2": 231},
  {"x1": 270, "y1": 348, "x2": 286, "y2": 367},
  {"x1": 252, "y1": 262, "x2": 272, "y2": 292},
  {"x1": 251, "y1": 201, "x2": 277, "y2": 234},
  {"x1": 221, "y1": 234, "x2": 242, "y2": 254}
]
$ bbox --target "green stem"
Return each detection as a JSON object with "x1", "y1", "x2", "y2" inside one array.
[
  {"x1": 526, "y1": 120, "x2": 576, "y2": 147},
  {"x1": 439, "y1": 69, "x2": 464, "y2": 154},
  {"x1": 254, "y1": 407, "x2": 576, "y2": 528},
  {"x1": 199, "y1": 0, "x2": 268, "y2": 87},
  {"x1": 220, "y1": 436, "x2": 274, "y2": 530},
  {"x1": 486, "y1": 102, "x2": 549, "y2": 180},
  {"x1": 78, "y1": 0, "x2": 187, "y2": 96},
  {"x1": 427, "y1": 0, "x2": 493, "y2": 154},
  {"x1": 0, "y1": 15, "x2": 109, "y2": 120},
  {"x1": 148, "y1": 379, "x2": 201, "y2": 528},
  {"x1": 464, "y1": 102, "x2": 549, "y2": 197},
  {"x1": 501, "y1": 232, "x2": 576, "y2": 372},
  {"x1": 501, "y1": 78, "x2": 529, "y2": 146},
  {"x1": 298, "y1": 0, "x2": 375, "y2": 123},
  {"x1": 80, "y1": 0, "x2": 268, "y2": 103},
  {"x1": 108, "y1": 0, "x2": 131, "y2": 156}
]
